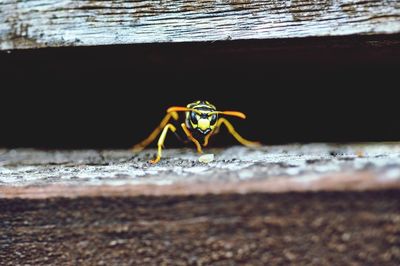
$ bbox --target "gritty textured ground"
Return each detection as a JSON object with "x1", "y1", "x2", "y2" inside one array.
[
  {"x1": 1, "y1": 191, "x2": 399, "y2": 265},
  {"x1": 1, "y1": 143, "x2": 400, "y2": 265},
  {"x1": 1, "y1": 143, "x2": 400, "y2": 190}
]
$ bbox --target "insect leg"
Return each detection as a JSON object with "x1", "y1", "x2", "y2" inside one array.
[
  {"x1": 203, "y1": 133, "x2": 212, "y2": 147},
  {"x1": 150, "y1": 123, "x2": 177, "y2": 164},
  {"x1": 181, "y1": 123, "x2": 203, "y2": 154},
  {"x1": 215, "y1": 118, "x2": 261, "y2": 147},
  {"x1": 132, "y1": 111, "x2": 179, "y2": 152}
]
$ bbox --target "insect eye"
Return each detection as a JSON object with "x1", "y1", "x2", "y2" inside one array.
[
  {"x1": 209, "y1": 114, "x2": 217, "y2": 125},
  {"x1": 190, "y1": 112, "x2": 198, "y2": 124}
]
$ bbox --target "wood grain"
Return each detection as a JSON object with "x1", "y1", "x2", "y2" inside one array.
[
  {"x1": 1, "y1": 0, "x2": 399, "y2": 50},
  {"x1": 1, "y1": 144, "x2": 400, "y2": 198},
  {"x1": 1, "y1": 192, "x2": 399, "y2": 265}
]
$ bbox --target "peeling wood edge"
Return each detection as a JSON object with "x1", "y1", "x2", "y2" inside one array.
[
  {"x1": 1, "y1": 0, "x2": 400, "y2": 51},
  {"x1": 1, "y1": 171, "x2": 399, "y2": 199},
  {"x1": 2, "y1": 33, "x2": 400, "y2": 53}
]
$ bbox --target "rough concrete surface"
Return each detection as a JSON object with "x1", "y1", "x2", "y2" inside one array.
[{"x1": 1, "y1": 144, "x2": 400, "y2": 265}]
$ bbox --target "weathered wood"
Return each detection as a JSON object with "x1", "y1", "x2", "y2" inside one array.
[
  {"x1": 1, "y1": 145, "x2": 399, "y2": 264},
  {"x1": 1, "y1": 192, "x2": 399, "y2": 265},
  {"x1": 1, "y1": 143, "x2": 400, "y2": 198},
  {"x1": 1, "y1": 0, "x2": 399, "y2": 50}
]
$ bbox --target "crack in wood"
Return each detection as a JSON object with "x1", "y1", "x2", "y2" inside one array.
[{"x1": 1, "y1": 0, "x2": 399, "y2": 50}]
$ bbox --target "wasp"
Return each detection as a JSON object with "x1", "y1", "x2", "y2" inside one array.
[{"x1": 133, "y1": 101, "x2": 260, "y2": 163}]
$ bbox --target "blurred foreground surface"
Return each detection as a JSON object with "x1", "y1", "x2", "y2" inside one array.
[{"x1": 1, "y1": 144, "x2": 399, "y2": 265}]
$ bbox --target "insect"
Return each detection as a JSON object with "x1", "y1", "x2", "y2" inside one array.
[{"x1": 132, "y1": 101, "x2": 260, "y2": 163}]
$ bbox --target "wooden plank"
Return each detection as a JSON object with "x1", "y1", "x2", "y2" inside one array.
[
  {"x1": 1, "y1": 143, "x2": 400, "y2": 198},
  {"x1": 1, "y1": 0, "x2": 399, "y2": 50},
  {"x1": 1, "y1": 191, "x2": 399, "y2": 265}
]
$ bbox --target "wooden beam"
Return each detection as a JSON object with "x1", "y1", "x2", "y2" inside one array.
[
  {"x1": 1, "y1": 191, "x2": 399, "y2": 265},
  {"x1": 1, "y1": 0, "x2": 399, "y2": 50},
  {"x1": 1, "y1": 144, "x2": 400, "y2": 198}
]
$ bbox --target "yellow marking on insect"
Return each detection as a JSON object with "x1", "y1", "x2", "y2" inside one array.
[
  {"x1": 149, "y1": 123, "x2": 177, "y2": 164},
  {"x1": 181, "y1": 123, "x2": 203, "y2": 154},
  {"x1": 203, "y1": 133, "x2": 212, "y2": 146},
  {"x1": 198, "y1": 119, "x2": 210, "y2": 131},
  {"x1": 216, "y1": 118, "x2": 261, "y2": 147},
  {"x1": 209, "y1": 111, "x2": 246, "y2": 119},
  {"x1": 132, "y1": 111, "x2": 179, "y2": 152},
  {"x1": 132, "y1": 101, "x2": 260, "y2": 163}
]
